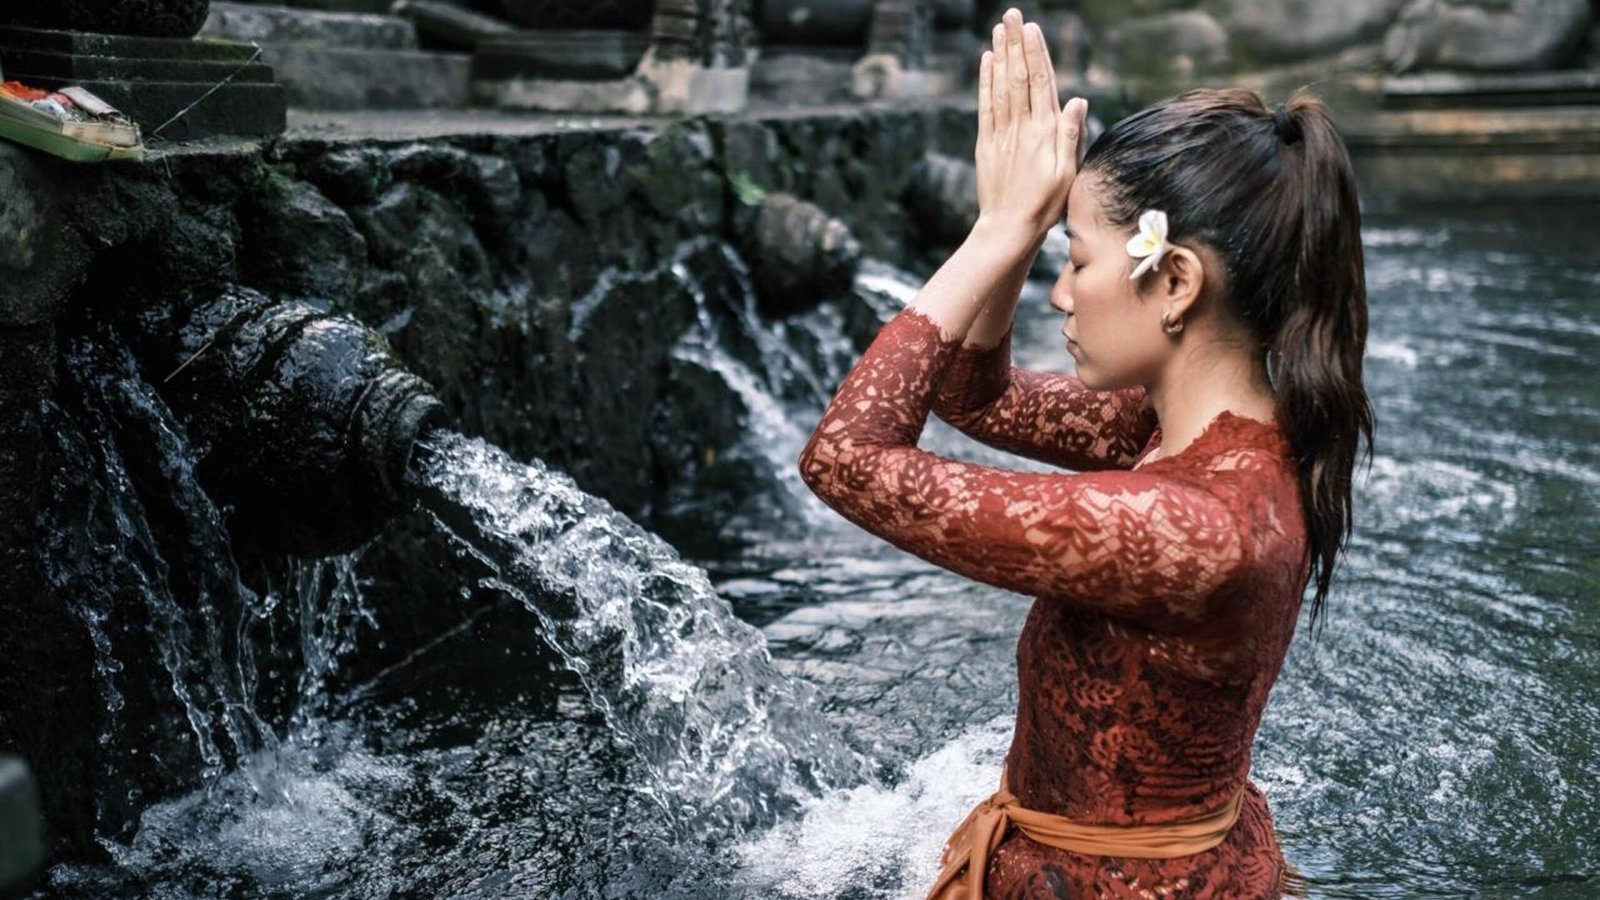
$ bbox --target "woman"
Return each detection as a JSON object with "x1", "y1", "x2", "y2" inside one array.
[{"x1": 797, "y1": 8, "x2": 1373, "y2": 898}]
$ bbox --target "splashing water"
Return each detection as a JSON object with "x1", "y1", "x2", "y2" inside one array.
[{"x1": 408, "y1": 429, "x2": 874, "y2": 840}]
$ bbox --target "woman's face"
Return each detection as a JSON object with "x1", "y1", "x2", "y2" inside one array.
[{"x1": 1051, "y1": 172, "x2": 1173, "y2": 391}]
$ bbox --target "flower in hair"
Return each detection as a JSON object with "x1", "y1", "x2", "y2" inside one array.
[{"x1": 1126, "y1": 209, "x2": 1171, "y2": 280}]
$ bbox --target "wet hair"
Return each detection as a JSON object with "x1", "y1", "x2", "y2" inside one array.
[{"x1": 1080, "y1": 86, "x2": 1375, "y2": 637}]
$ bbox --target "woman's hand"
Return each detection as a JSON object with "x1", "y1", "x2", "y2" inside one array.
[{"x1": 974, "y1": 8, "x2": 1088, "y2": 247}]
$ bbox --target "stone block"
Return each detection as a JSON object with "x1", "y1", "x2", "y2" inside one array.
[
  {"x1": 251, "y1": 43, "x2": 472, "y2": 109},
  {"x1": 198, "y1": 3, "x2": 472, "y2": 110},
  {"x1": 472, "y1": 29, "x2": 650, "y2": 80},
  {"x1": 749, "y1": 46, "x2": 857, "y2": 105},
  {"x1": 1383, "y1": 69, "x2": 1600, "y2": 108},
  {"x1": 200, "y1": 1, "x2": 420, "y2": 49}
]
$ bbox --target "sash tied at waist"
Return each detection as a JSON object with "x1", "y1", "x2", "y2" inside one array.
[{"x1": 926, "y1": 765, "x2": 1246, "y2": 900}]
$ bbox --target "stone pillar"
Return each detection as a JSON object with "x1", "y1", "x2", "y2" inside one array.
[
  {"x1": 638, "y1": 0, "x2": 752, "y2": 113},
  {"x1": 853, "y1": 0, "x2": 934, "y2": 98}
]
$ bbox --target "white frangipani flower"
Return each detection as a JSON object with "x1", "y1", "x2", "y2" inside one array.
[{"x1": 1125, "y1": 209, "x2": 1172, "y2": 280}]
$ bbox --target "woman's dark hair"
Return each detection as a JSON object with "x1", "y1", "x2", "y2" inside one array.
[{"x1": 1080, "y1": 86, "x2": 1375, "y2": 637}]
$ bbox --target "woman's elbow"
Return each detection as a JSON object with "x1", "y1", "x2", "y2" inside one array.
[{"x1": 796, "y1": 433, "x2": 830, "y2": 495}]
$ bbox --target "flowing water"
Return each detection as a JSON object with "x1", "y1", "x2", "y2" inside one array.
[{"x1": 42, "y1": 201, "x2": 1598, "y2": 898}]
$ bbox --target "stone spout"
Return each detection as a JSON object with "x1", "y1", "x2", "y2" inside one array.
[
  {"x1": 742, "y1": 191, "x2": 862, "y2": 315},
  {"x1": 139, "y1": 286, "x2": 446, "y2": 555}
]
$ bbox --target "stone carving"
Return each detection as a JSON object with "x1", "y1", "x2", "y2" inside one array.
[
  {"x1": 1214, "y1": 0, "x2": 1408, "y2": 63},
  {"x1": 1383, "y1": 0, "x2": 1594, "y2": 72}
]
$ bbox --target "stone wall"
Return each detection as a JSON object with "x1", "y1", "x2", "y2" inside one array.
[{"x1": 0, "y1": 104, "x2": 978, "y2": 860}]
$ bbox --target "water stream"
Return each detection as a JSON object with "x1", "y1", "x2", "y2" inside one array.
[{"x1": 42, "y1": 202, "x2": 1599, "y2": 898}]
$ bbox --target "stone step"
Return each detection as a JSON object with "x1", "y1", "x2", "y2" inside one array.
[
  {"x1": 255, "y1": 43, "x2": 471, "y2": 109},
  {"x1": 0, "y1": 46, "x2": 278, "y2": 84},
  {"x1": 0, "y1": 25, "x2": 287, "y2": 139},
  {"x1": 472, "y1": 30, "x2": 650, "y2": 81},
  {"x1": 1384, "y1": 70, "x2": 1600, "y2": 109},
  {"x1": 0, "y1": 25, "x2": 261, "y2": 62},
  {"x1": 200, "y1": 1, "x2": 419, "y2": 50}
]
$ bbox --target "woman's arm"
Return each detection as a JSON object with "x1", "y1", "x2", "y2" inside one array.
[
  {"x1": 798, "y1": 304, "x2": 1243, "y2": 633},
  {"x1": 797, "y1": 12, "x2": 1243, "y2": 632},
  {"x1": 931, "y1": 319, "x2": 1158, "y2": 471}
]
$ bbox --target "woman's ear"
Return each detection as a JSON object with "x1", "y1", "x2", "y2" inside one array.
[{"x1": 1156, "y1": 245, "x2": 1206, "y2": 321}]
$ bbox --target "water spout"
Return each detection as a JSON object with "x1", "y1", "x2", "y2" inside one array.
[{"x1": 136, "y1": 286, "x2": 447, "y2": 555}]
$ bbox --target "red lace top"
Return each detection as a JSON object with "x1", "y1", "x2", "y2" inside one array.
[{"x1": 797, "y1": 305, "x2": 1310, "y2": 898}]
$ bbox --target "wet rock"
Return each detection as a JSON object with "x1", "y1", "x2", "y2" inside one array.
[
  {"x1": 239, "y1": 171, "x2": 366, "y2": 304},
  {"x1": 1215, "y1": 0, "x2": 1408, "y2": 63},
  {"x1": 1383, "y1": 0, "x2": 1593, "y2": 72},
  {"x1": 464, "y1": 152, "x2": 525, "y2": 234},
  {"x1": 296, "y1": 145, "x2": 397, "y2": 207},
  {"x1": 0, "y1": 145, "x2": 85, "y2": 329},
  {"x1": 566, "y1": 264, "x2": 702, "y2": 510},
  {"x1": 906, "y1": 151, "x2": 979, "y2": 247}
]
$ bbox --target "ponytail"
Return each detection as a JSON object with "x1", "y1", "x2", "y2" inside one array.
[
  {"x1": 1268, "y1": 90, "x2": 1375, "y2": 636},
  {"x1": 1082, "y1": 86, "x2": 1375, "y2": 637}
]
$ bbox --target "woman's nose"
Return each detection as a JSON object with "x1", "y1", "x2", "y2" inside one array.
[{"x1": 1049, "y1": 272, "x2": 1073, "y2": 314}]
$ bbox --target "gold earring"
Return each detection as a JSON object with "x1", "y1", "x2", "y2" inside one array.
[{"x1": 1161, "y1": 310, "x2": 1185, "y2": 335}]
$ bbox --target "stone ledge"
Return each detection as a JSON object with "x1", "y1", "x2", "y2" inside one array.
[
  {"x1": 254, "y1": 43, "x2": 472, "y2": 110},
  {"x1": 201, "y1": 1, "x2": 420, "y2": 50}
]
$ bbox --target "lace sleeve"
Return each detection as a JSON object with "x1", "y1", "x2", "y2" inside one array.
[
  {"x1": 930, "y1": 321, "x2": 1158, "y2": 471},
  {"x1": 798, "y1": 306, "x2": 1245, "y2": 633}
]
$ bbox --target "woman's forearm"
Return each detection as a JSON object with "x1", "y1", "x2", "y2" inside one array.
[
  {"x1": 908, "y1": 217, "x2": 1041, "y2": 346},
  {"x1": 963, "y1": 249, "x2": 1031, "y2": 350}
]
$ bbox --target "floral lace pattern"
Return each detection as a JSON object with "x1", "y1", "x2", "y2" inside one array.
[
  {"x1": 931, "y1": 321, "x2": 1158, "y2": 473},
  {"x1": 798, "y1": 306, "x2": 1310, "y2": 898}
]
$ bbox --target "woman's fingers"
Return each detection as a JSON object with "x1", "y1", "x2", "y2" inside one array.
[
  {"x1": 1003, "y1": 9, "x2": 1029, "y2": 124},
  {"x1": 1057, "y1": 97, "x2": 1087, "y2": 177},
  {"x1": 978, "y1": 51, "x2": 994, "y2": 140},
  {"x1": 1024, "y1": 22, "x2": 1057, "y2": 121},
  {"x1": 990, "y1": 23, "x2": 1008, "y2": 130},
  {"x1": 1036, "y1": 21, "x2": 1060, "y2": 116}
]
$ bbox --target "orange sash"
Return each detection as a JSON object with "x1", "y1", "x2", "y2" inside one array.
[{"x1": 926, "y1": 765, "x2": 1245, "y2": 900}]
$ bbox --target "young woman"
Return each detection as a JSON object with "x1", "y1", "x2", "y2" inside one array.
[{"x1": 797, "y1": 8, "x2": 1373, "y2": 898}]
